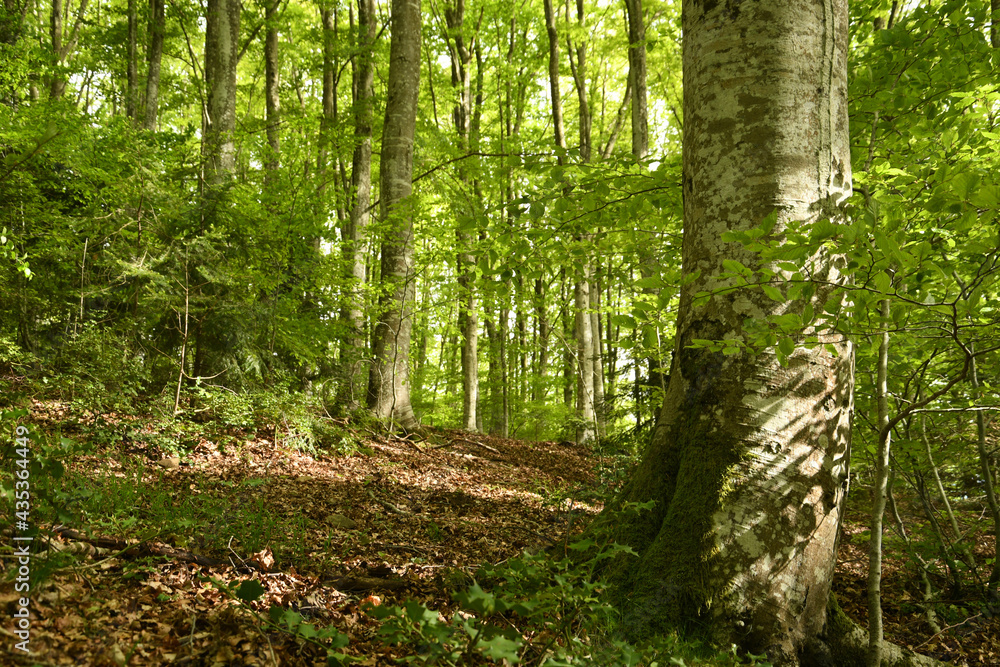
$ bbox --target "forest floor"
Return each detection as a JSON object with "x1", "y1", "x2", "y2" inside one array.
[{"x1": 1, "y1": 401, "x2": 998, "y2": 666}]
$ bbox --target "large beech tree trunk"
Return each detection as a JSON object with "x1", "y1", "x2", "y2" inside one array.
[
  {"x1": 604, "y1": 2, "x2": 856, "y2": 663},
  {"x1": 367, "y1": 0, "x2": 420, "y2": 429}
]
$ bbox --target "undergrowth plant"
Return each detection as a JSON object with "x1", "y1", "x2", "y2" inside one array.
[{"x1": 368, "y1": 530, "x2": 773, "y2": 666}]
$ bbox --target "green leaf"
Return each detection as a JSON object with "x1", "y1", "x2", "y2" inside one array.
[
  {"x1": 635, "y1": 275, "x2": 664, "y2": 289},
  {"x1": 721, "y1": 259, "x2": 749, "y2": 275},
  {"x1": 568, "y1": 537, "x2": 597, "y2": 551},
  {"x1": 778, "y1": 338, "x2": 796, "y2": 356},
  {"x1": 477, "y1": 632, "x2": 523, "y2": 662},
  {"x1": 612, "y1": 314, "x2": 636, "y2": 329},
  {"x1": 455, "y1": 583, "x2": 495, "y2": 616},
  {"x1": 758, "y1": 209, "x2": 778, "y2": 235},
  {"x1": 235, "y1": 580, "x2": 266, "y2": 603},
  {"x1": 873, "y1": 271, "x2": 892, "y2": 294},
  {"x1": 761, "y1": 285, "x2": 784, "y2": 302}
]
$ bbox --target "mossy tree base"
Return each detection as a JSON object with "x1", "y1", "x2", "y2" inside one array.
[{"x1": 800, "y1": 595, "x2": 946, "y2": 667}]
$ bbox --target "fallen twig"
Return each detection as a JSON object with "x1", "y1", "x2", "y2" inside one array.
[{"x1": 433, "y1": 437, "x2": 501, "y2": 455}]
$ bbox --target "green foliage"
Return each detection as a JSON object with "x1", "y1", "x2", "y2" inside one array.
[
  {"x1": 203, "y1": 574, "x2": 355, "y2": 666},
  {"x1": 371, "y1": 535, "x2": 771, "y2": 666}
]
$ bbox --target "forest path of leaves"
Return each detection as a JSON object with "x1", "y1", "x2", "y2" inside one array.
[
  {"x1": 3, "y1": 410, "x2": 604, "y2": 666},
  {"x1": 2, "y1": 406, "x2": 998, "y2": 665}
]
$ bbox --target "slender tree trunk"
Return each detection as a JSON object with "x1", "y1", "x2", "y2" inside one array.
[
  {"x1": 992, "y1": 0, "x2": 999, "y2": 49},
  {"x1": 887, "y1": 468, "x2": 942, "y2": 634},
  {"x1": 566, "y1": 0, "x2": 589, "y2": 161},
  {"x1": 337, "y1": 0, "x2": 376, "y2": 410},
  {"x1": 590, "y1": 274, "x2": 606, "y2": 438},
  {"x1": 574, "y1": 274, "x2": 595, "y2": 443},
  {"x1": 623, "y1": 0, "x2": 647, "y2": 160},
  {"x1": 560, "y1": 269, "x2": 573, "y2": 409},
  {"x1": 533, "y1": 276, "x2": 549, "y2": 403},
  {"x1": 516, "y1": 273, "x2": 528, "y2": 407},
  {"x1": 203, "y1": 0, "x2": 240, "y2": 190},
  {"x1": 625, "y1": 0, "x2": 663, "y2": 410},
  {"x1": 483, "y1": 311, "x2": 497, "y2": 432},
  {"x1": 542, "y1": 0, "x2": 565, "y2": 157},
  {"x1": 868, "y1": 298, "x2": 892, "y2": 667},
  {"x1": 143, "y1": 0, "x2": 164, "y2": 130},
  {"x1": 444, "y1": 0, "x2": 478, "y2": 432},
  {"x1": 49, "y1": 0, "x2": 63, "y2": 99},
  {"x1": 194, "y1": 0, "x2": 239, "y2": 380},
  {"x1": 920, "y1": 414, "x2": 976, "y2": 570},
  {"x1": 500, "y1": 302, "x2": 510, "y2": 437},
  {"x1": 126, "y1": 0, "x2": 138, "y2": 121},
  {"x1": 603, "y1": 2, "x2": 858, "y2": 662},
  {"x1": 565, "y1": 0, "x2": 599, "y2": 440},
  {"x1": 367, "y1": 0, "x2": 421, "y2": 429},
  {"x1": 263, "y1": 0, "x2": 280, "y2": 180},
  {"x1": 912, "y1": 471, "x2": 963, "y2": 587},
  {"x1": 971, "y1": 348, "x2": 1000, "y2": 587}
]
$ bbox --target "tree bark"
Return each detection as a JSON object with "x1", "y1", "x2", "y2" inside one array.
[
  {"x1": 444, "y1": 0, "x2": 478, "y2": 432},
  {"x1": 971, "y1": 348, "x2": 1000, "y2": 587},
  {"x1": 560, "y1": 269, "x2": 573, "y2": 409},
  {"x1": 867, "y1": 297, "x2": 892, "y2": 667},
  {"x1": 49, "y1": 0, "x2": 90, "y2": 100},
  {"x1": 623, "y1": 0, "x2": 647, "y2": 160},
  {"x1": 263, "y1": 0, "x2": 281, "y2": 179},
  {"x1": 603, "y1": 2, "x2": 858, "y2": 663},
  {"x1": 992, "y1": 0, "x2": 999, "y2": 49},
  {"x1": 542, "y1": 0, "x2": 565, "y2": 158},
  {"x1": 367, "y1": 0, "x2": 421, "y2": 430},
  {"x1": 533, "y1": 276, "x2": 549, "y2": 403},
  {"x1": 49, "y1": 0, "x2": 63, "y2": 99},
  {"x1": 203, "y1": 0, "x2": 240, "y2": 189},
  {"x1": 574, "y1": 273, "x2": 595, "y2": 444},
  {"x1": 336, "y1": 0, "x2": 376, "y2": 410},
  {"x1": 143, "y1": 0, "x2": 165, "y2": 130},
  {"x1": 566, "y1": 0, "x2": 589, "y2": 162},
  {"x1": 126, "y1": 0, "x2": 138, "y2": 121},
  {"x1": 590, "y1": 272, "x2": 606, "y2": 438}
]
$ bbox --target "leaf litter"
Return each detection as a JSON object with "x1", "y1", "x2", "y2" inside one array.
[{"x1": 2, "y1": 402, "x2": 998, "y2": 665}]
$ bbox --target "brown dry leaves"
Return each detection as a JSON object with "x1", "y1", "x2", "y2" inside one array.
[{"x1": 1, "y1": 412, "x2": 600, "y2": 666}]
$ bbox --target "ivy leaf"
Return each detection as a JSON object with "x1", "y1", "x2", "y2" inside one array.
[
  {"x1": 235, "y1": 580, "x2": 265, "y2": 603},
  {"x1": 477, "y1": 632, "x2": 523, "y2": 662}
]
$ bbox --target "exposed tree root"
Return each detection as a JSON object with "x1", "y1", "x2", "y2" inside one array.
[{"x1": 801, "y1": 594, "x2": 949, "y2": 667}]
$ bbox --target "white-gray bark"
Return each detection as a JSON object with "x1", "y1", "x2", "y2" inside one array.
[
  {"x1": 624, "y1": 0, "x2": 647, "y2": 159},
  {"x1": 337, "y1": 0, "x2": 376, "y2": 410},
  {"x1": 574, "y1": 273, "x2": 595, "y2": 444},
  {"x1": 867, "y1": 297, "x2": 892, "y2": 667},
  {"x1": 608, "y1": 2, "x2": 858, "y2": 663},
  {"x1": 203, "y1": 0, "x2": 240, "y2": 187},
  {"x1": 367, "y1": 0, "x2": 421, "y2": 429},
  {"x1": 590, "y1": 277, "x2": 606, "y2": 439},
  {"x1": 444, "y1": 0, "x2": 478, "y2": 432}
]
